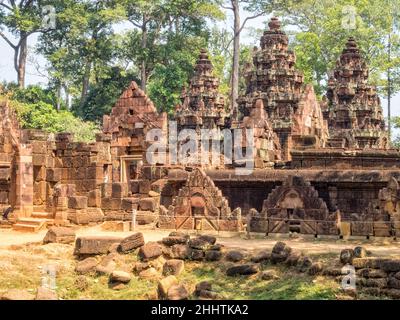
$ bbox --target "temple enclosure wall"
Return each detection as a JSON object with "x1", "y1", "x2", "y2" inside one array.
[{"x1": 2, "y1": 17, "x2": 400, "y2": 238}]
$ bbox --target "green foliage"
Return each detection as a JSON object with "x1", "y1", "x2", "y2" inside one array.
[
  {"x1": 148, "y1": 34, "x2": 208, "y2": 114},
  {"x1": 9, "y1": 84, "x2": 61, "y2": 107},
  {"x1": 272, "y1": 0, "x2": 400, "y2": 96},
  {"x1": 73, "y1": 67, "x2": 139, "y2": 122},
  {"x1": 9, "y1": 97, "x2": 99, "y2": 143}
]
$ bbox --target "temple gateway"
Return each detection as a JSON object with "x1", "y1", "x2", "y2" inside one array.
[{"x1": 1, "y1": 17, "x2": 400, "y2": 238}]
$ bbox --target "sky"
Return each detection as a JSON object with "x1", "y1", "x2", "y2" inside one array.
[{"x1": 0, "y1": 7, "x2": 399, "y2": 137}]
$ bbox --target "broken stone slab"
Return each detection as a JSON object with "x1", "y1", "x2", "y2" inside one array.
[
  {"x1": 1, "y1": 289, "x2": 35, "y2": 300},
  {"x1": 271, "y1": 242, "x2": 292, "y2": 263},
  {"x1": 250, "y1": 251, "x2": 271, "y2": 263},
  {"x1": 75, "y1": 257, "x2": 98, "y2": 275},
  {"x1": 110, "y1": 271, "x2": 132, "y2": 283},
  {"x1": 198, "y1": 290, "x2": 219, "y2": 300},
  {"x1": 96, "y1": 255, "x2": 117, "y2": 275},
  {"x1": 340, "y1": 249, "x2": 354, "y2": 265},
  {"x1": 381, "y1": 260, "x2": 400, "y2": 272},
  {"x1": 35, "y1": 287, "x2": 58, "y2": 300},
  {"x1": 118, "y1": 232, "x2": 145, "y2": 253},
  {"x1": 297, "y1": 256, "x2": 313, "y2": 273},
  {"x1": 162, "y1": 236, "x2": 188, "y2": 246},
  {"x1": 190, "y1": 249, "x2": 205, "y2": 261},
  {"x1": 139, "y1": 267, "x2": 160, "y2": 280},
  {"x1": 43, "y1": 226, "x2": 75, "y2": 244},
  {"x1": 148, "y1": 256, "x2": 167, "y2": 272},
  {"x1": 388, "y1": 277, "x2": 400, "y2": 290},
  {"x1": 167, "y1": 284, "x2": 189, "y2": 300},
  {"x1": 364, "y1": 278, "x2": 388, "y2": 289},
  {"x1": 226, "y1": 250, "x2": 244, "y2": 262},
  {"x1": 353, "y1": 246, "x2": 367, "y2": 258},
  {"x1": 163, "y1": 259, "x2": 184, "y2": 276},
  {"x1": 226, "y1": 264, "x2": 259, "y2": 277},
  {"x1": 74, "y1": 236, "x2": 123, "y2": 256},
  {"x1": 158, "y1": 275, "x2": 178, "y2": 299},
  {"x1": 100, "y1": 221, "x2": 130, "y2": 232},
  {"x1": 189, "y1": 238, "x2": 210, "y2": 250},
  {"x1": 352, "y1": 258, "x2": 390, "y2": 269},
  {"x1": 205, "y1": 250, "x2": 222, "y2": 262},
  {"x1": 195, "y1": 281, "x2": 212, "y2": 295},
  {"x1": 169, "y1": 231, "x2": 190, "y2": 240},
  {"x1": 260, "y1": 270, "x2": 280, "y2": 280},
  {"x1": 285, "y1": 251, "x2": 302, "y2": 266},
  {"x1": 357, "y1": 268, "x2": 387, "y2": 279},
  {"x1": 138, "y1": 242, "x2": 163, "y2": 261},
  {"x1": 170, "y1": 244, "x2": 190, "y2": 260},
  {"x1": 308, "y1": 262, "x2": 323, "y2": 275},
  {"x1": 198, "y1": 235, "x2": 217, "y2": 245}
]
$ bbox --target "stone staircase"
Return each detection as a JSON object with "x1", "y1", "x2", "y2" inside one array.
[{"x1": 12, "y1": 217, "x2": 48, "y2": 232}]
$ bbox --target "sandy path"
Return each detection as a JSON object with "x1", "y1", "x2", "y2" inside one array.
[{"x1": 1, "y1": 226, "x2": 400, "y2": 257}]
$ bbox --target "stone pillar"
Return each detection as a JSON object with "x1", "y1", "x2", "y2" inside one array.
[{"x1": 14, "y1": 144, "x2": 33, "y2": 218}]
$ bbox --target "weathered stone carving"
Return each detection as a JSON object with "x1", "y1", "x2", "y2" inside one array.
[
  {"x1": 159, "y1": 168, "x2": 241, "y2": 231},
  {"x1": 321, "y1": 37, "x2": 388, "y2": 149},
  {"x1": 252, "y1": 175, "x2": 336, "y2": 235},
  {"x1": 238, "y1": 17, "x2": 328, "y2": 160},
  {"x1": 175, "y1": 49, "x2": 230, "y2": 131}
]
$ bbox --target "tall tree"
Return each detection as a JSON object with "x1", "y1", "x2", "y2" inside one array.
[
  {"x1": 221, "y1": 0, "x2": 269, "y2": 119},
  {"x1": 37, "y1": 0, "x2": 125, "y2": 112},
  {"x1": 0, "y1": 0, "x2": 51, "y2": 87}
]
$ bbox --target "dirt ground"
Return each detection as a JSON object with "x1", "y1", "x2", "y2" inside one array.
[{"x1": 1, "y1": 226, "x2": 400, "y2": 258}]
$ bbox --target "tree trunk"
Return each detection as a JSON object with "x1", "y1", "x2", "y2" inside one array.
[
  {"x1": 80, "y1": 61, "x2": 91, "y2": 109},
  {"x1": 387, "y1": 32, "x2": 392, "y2": 141},
  {"x1": 141, "y1": 16, "x2": 148, "y2": 92},
  {"x1": 56, "y1": 85, "x2": 61, "y2": 111},
  {"x1": 17, "y1": 33, "x2": 28, "y2": 88},
  {"x1": 231, "y1": 0, "x2": 240, "y2": 120}
]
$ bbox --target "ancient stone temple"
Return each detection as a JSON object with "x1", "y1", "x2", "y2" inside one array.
[
  {"x1": 321, "y1": 37, "x2": 388, "y2": 149},
  {"x1": 175, "y1": 49, "x2": 230, "y2": 131},
  {"x1": 238, "y1": 17, "x2": 328, "y2": 161},
  {"x1": 1, "y1": 17, "x2": 400, "y2": 239}
]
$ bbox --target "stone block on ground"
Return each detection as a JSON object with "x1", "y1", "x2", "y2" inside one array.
[
  {"x1": 167, "y1": 284, "x2": 189, "y2": 300},
  {"x1": 260, "y1": 270, "x2": 280, "y2": 281},
  {"x1": 100, "y1": 221, "x2": 130, "y2": 232},
  {"x1": 118, "y1": 232, "x2": 145, "y2": 253},
  {"x1": 205, "y1": 250, "x2": 222, "y2": 261},
  {"x1": 139, "y1": 267, "x2": 160, "y2": 280},
  {"x1": 340, "y1": 249, "x2": 354, "y2": 265},
  {"x1": 250, "y1": 251, "x2": 271, "y2": 263},
  {"x1": 158, "y1": 275, "x2": 178, "y2": 299},
  {"x1": 163, "y1": 259, "x2": 184, "y2": 276},
  {"x1": 138, "y1": 242, "x2": 163, "y2": 261},
  {"x1": 226, "y1": 264, "x2": 259, "y2": 276},
  {"x1": 110, "y1": 271, "x2": 132, "y2": 283},
  {"x1": 170, "y1": 244, "x2": 191, "y2": 260},
  {"x1": 162, "y1": 236, "x2": 189, "y2": 246},
  {"x1": 74, "y1": 236, "x2": 123, "y2": 256},
  {"x1": 75, "y1": 257, "x2": 98, "y2": 275},
  {"x1": 43, "y1": 226, "x2": 75, "y2": 244},
  {"x1": 226, "y1": 250, "x2": 245, "y2": 262},
  {"x1": 271, "y1": 241, "x2": 292, "y2": 263}
]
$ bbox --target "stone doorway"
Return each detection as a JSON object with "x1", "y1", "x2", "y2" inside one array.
[{"x1": 120, "y1": 155, "x2": 142, "y2": 183}]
